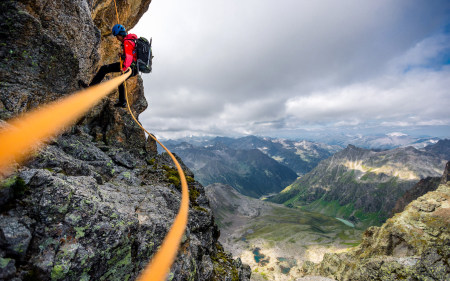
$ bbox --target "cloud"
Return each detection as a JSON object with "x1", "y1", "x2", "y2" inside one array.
[
  {"x1": 390, "y1": 32, "x2": 450, "y2": 71},
  {"x1": 285, "y1": 66, "x2": 450, "y2": 125},
  {"x1": 147, "y1": 87, "x2": 221, "y2": 118},
  {"x1": 132, "y1": 0, "x2": 450, "y2": 139}
]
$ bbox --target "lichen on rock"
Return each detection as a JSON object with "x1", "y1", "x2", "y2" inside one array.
[{"x1": 0, "y1": 131, "x2": 250, "y2": 280}]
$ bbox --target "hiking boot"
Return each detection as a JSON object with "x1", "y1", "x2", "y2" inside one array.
[
  {"x1": 78, "y1": 80, "x2": 89, "y2": 88},
  {"x1": 114, "y1": 101, "x2": 127, "y2": 108}
]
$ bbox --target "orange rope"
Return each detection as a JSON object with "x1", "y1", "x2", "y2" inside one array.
[
  {"x1": 113, "y1": 1, "x2": 190, "y2": 280},
  {"x1": 125, "y1": 85, "x2": 189, "y2": 281},
  {"x1": 0, "y1": 1, "x2": 189, "y2": 278},
  {"x1": 113, "y1": 0, "x2": 120, "y2": 24},
  {"x1": 0, "y1": 70, "x2": 131, "y2": 175}
]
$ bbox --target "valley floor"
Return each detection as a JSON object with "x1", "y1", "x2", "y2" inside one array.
[{"x1": 206, "y1": 184, "x2": 363, "y2": 281}]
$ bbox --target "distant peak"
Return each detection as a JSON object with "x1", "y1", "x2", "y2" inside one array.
[{"x1": 387, "y1": 132, "x2": 408, "y2": 137}]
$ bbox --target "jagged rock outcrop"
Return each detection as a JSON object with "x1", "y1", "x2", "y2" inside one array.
[
  {"x1": 271, "y1": 144, "x2": 448, "y2": 227},
  {"x1": 84, "y1": 0, "x2": 152, "y2": 152},
  {"x1": 1, "y1": 0, "x2": 99, "y2": 118},
  {"x1": 0, "y1": 133, "x2": 251, "y2": 280},
  {"x1": 390, "y1": 176, "x2": 441, "y2": 216},
  {"x1": 302, "y1": 162, "x2": 450, "y2": 281},
  {"x1": 0, "y1": 0, "x2": 250, "y2": 280}
]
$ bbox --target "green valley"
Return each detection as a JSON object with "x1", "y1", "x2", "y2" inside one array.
[{"x1": 270, "y1": 144, "x2": 448, "y2": 227}]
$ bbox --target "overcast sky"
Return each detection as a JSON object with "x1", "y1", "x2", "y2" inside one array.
[{"x1": 131, "y1": 0, "x2": 450, "y2": 140}]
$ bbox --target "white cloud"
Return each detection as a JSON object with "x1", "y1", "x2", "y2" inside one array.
[
  {"x1": 285, "y1": 66, "x2": 450, "y2": 126},
  {"x1": 132, "y1": 0, "x2": 450, "y2": 139},
  {"x1": 390, "y1": 33, "x2": 450, "y2": 71}
]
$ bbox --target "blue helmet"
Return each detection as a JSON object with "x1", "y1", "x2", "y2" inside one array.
[{"x1": 112, "y1": 24, "x2": 127, "y2": 36}]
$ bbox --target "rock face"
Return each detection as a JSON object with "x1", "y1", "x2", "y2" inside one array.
[
  {"x1": 0, "y1": 0, "x2": 151, "y2": 152},
  {"x1": 390, "y1": 176, "x2": 441, "y2": 216},
  {"x1": 0, "y1": 133, "x2": 250, "y2": 280},
  {"x1": 0, "y1": 133, "x2": 251, "y2": 280},
  {"x1": 0, "y1": 0, "x2": 250, "y2": 280},
  {"x1": 302, "y1": 162, "x2": 450, "y2": 281},
  {"x1": 271, "y1": 144, "x2": 448, "y2": 227}
]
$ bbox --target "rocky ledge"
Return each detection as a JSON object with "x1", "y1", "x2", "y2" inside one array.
[
  {"x1": 302, "y1": 162, "x2": 450, "y2": 281},
  {"x1": 0, "y1": 132, "x2": 251, "y2": 280}
]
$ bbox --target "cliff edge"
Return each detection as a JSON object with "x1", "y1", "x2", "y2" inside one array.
[{"x1": 0, "y1": 0, "x2": 250, "y2": 280}]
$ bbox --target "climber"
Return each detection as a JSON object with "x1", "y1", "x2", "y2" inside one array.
[{"x1": 79, "y1": 24, "x2": 138, "y2": 108}]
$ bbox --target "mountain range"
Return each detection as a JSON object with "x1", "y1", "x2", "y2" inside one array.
[
  {"x1": 167, "y1": 136, "x2": 341, "y2": 176},
  {"x1": 165, "y1": 141, "x2": 298, "y2": 198},
  {"x1": 289, "y1": 132, "x2": 441, "y2": 150},
  {"x1": 270, "y1": 141, "x2": 449, "y2": 227},
  {"x1": 2, "y1": 0, "x2": 449, "y2": 280},
  {"x1": 165, "y1": 136, "x2": 343, "y2": 198}
]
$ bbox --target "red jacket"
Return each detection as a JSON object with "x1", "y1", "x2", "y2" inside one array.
[{"x1": 122, "y1": 34, "x2": 138, "y2": 71}]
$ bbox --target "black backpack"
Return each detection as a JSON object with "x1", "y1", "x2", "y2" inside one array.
[{"x1": 132, "y1": 37, "x2": 153, "y2": 73}]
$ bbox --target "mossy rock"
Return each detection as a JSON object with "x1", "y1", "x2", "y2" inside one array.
[{"x1": 1, "y1": 176, "x2": 28, "y2": 197}]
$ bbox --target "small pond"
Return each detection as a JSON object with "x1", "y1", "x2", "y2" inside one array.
[
  {"x1": 336, "y1": 217, "x2": 355, "y2": 228},
  {"x1": 253, "y1": 248, "x2": 270, "y2": 266},
  {"x1": 276, "y1": 257, "x2": 297, "y2": 274}
]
